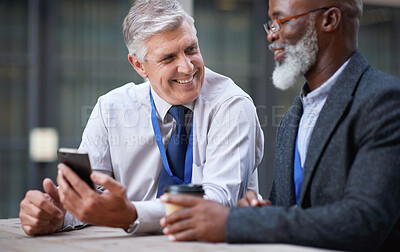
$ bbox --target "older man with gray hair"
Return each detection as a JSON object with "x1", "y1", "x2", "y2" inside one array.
[{"x1": 19, "y1": 0, "x2": 263, "y2": 236}]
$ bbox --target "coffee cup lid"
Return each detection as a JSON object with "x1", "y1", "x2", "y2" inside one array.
[{"x1": 164, "y1": 184, "x2": 204, "y2": 194}]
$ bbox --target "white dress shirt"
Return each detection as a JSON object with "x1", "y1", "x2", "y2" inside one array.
[{"x1": 63, "y1": 67, "x2": 264, "y2": 233}]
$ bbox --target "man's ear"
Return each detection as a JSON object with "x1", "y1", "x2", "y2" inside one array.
[
  {"x1": 321, "y1": 7, "x2": 342, "y2": 32},
  {"x1": 128, "y1": 54, "x2": 148, "y2": 79}
]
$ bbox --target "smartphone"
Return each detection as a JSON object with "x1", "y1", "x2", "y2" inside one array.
[{"x1": 57, "y1": 148, "x2": 95, "y2": 189}]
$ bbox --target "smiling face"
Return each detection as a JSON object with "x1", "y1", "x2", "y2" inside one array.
[
  {"x1": 267, "y1": 0, "x2": 320, "y2": 90},
  {"x1": 270, "y1": 19, "x2": 318, "y2": 90},
  {"x1": 129, "y1": 20, "x2": 205, "y2": 105},
  {"x1": 267, "y1": 0, "x2": 315, "y2": 63}
]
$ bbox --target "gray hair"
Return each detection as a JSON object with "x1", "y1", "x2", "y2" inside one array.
[{"x1": 122, "y1": 0, "x2": 196, "y2": 62}]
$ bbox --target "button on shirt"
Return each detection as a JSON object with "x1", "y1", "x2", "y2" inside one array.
[
  {"x1": 63, "y1": 67, "x2": 264, "y2": 233},
  {"x1": 297, "y1": 60, "x2": 350, "y2": 167}
]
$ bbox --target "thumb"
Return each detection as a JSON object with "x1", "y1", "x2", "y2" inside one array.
[
  {"x1": 43, "y1": 178, "x2": 60, "y2": 203},
  {"x1": 244, "y1": 190, "x2": 259, "y2": 206},
  {"x1": 91, "y1": 172, "x2": 126, "y2": 196}
]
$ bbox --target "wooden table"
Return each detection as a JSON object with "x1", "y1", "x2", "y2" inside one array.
[{"x1": 0, "y1": 218, "x2": 336, "y2": 252}]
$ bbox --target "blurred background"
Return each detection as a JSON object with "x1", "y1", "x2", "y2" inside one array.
[{"x1": 1, "y1": 0, "x2": 399, "y2": 219}]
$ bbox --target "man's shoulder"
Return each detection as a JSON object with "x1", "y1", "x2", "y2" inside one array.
[
  {"x1": 353, "y1": 65, "x2": 400, "y2": 105},
  {"x1": 346, "y1": 51, "x2": 400, "y2": 94},
  {"x1": 97, "y1": 81, "x2": 150, "y2": 106},
  {"x1": 361, "y1": 66, "x2": 400, "y2": 89},
  {"x1": 331, "y1": 52, "x2": 400, "y2": 105},
  {"x1": 199, "y1": 67, "x2": 253, "y2": 105}
]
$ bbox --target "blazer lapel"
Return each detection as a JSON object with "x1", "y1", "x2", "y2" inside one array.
[
  {"x1": 299, "y1": 51, "x2": 370, "y2": 205},
  {"x1": 275, "y1": 96, "x2": 303, "y2": 205}
]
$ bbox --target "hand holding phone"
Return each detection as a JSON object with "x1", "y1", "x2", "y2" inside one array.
[{"x1": 57, "y1": 148, "x2": 95, "y2": 189}]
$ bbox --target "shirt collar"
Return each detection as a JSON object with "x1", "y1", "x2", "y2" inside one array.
[
  {"x1": 301, "y1": 59, "x2": 350, "y2": 105},
  {"x1": 150, "y1": 87, "x2": 194, "y2": 121}
]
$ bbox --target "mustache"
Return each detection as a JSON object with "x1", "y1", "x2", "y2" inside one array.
[{"x1": 269, "y1": 43, "x2": 287, "y2": 52}]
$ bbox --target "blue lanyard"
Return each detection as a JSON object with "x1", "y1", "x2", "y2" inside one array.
[
  {"x1": 294, "y1": 136, "x2": 303, "y2": 205},
  {"x1": 150, "y1": 88, "x2": 193, "y2": 184}
]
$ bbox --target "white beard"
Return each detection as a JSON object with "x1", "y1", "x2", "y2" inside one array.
[{"x1": 271, "y1": 19, "x2": 319, "y2": 90}]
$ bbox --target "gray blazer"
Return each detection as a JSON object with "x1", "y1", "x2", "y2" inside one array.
[{"x1": 226, "y1": 51, "x2": 400, "y2": 252}]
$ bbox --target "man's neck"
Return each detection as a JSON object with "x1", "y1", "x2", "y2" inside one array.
[{"x1": 305, "y1": 50, "x2": 356, "y2": 91}]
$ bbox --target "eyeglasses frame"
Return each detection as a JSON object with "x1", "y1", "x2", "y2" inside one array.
[{"x1": 264, "y1": 7, "x2": 330, "y2": 35}]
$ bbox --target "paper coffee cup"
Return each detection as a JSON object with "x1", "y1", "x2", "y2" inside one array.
[{"x1": 164, "y1": 184, "x2": 204, "y2": 216}]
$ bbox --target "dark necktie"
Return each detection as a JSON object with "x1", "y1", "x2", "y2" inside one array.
[{"x1": 157, "y1": 105, "x2": 188, "y2": 197}]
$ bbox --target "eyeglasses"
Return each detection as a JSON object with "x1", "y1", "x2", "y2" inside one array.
[{"x1": 264, "y1": 7, "x2": 329, "y2": 35}]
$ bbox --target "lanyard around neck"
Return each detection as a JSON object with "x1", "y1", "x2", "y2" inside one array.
[{"x1": 150, "y1": 88, "x2": 193, "y2": 184}]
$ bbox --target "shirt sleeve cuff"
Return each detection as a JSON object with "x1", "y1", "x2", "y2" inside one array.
[
  {"x1": 131, "y1": 199, "x2": 165, "y2": 234},
  {"x1": 58, "y1": 211, "x2": 87, "y2": 232}
]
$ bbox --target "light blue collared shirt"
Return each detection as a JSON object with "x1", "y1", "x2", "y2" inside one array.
[{"x1": 297, "y1": 60, "x2": 350, "y2": 167}]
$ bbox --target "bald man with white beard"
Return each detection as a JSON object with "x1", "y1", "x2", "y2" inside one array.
[{"x1": 160, "y1": 0, "x2": 400, "y2": 251}]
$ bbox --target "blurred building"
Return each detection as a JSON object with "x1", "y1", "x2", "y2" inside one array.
[{"x1": 0, "y1": 0, "x2": 399, "y2": 218}]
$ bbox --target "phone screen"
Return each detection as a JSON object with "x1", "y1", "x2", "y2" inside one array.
[{"x1": 57, "y1": 148, "x2": 95, "y2": 189}]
